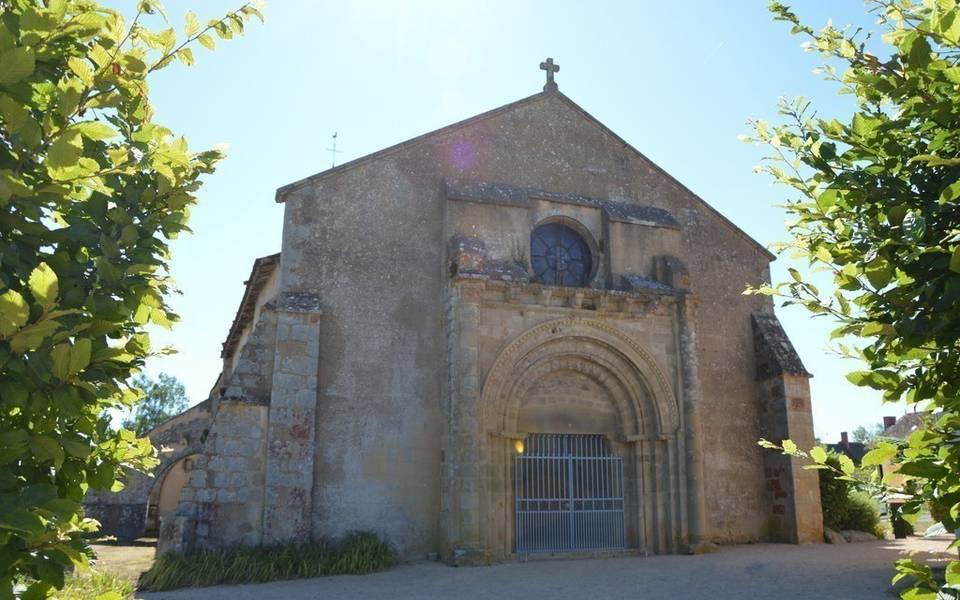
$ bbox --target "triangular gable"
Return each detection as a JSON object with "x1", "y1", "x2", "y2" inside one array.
[{"x1": 274, "y1": 90, "x2": 774, "y2": 261}]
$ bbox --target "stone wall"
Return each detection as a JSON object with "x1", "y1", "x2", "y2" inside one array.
[
  {"x1": 159, "y1": 302, "x2": 279, "y2": 554},
  {"x1": 84, "y1": 401, "x2": 211, "y2": 540},
  {"x1": 278, "y1": 90, "x2": 778, "y2": 550},
  {"x1": 159, "y1": 400, "x2": 268, "y2": 554}
]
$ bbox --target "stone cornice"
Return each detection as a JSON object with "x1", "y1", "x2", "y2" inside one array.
[{"x1": 452, "y1": 277, "x2": 686, "y2": 317}]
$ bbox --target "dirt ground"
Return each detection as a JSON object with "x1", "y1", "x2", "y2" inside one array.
[
  {"x1": 91, "y1": 539, "x2": 156, "y2": 583},
  {"x1": 126, "y1": 536, "x2": 956, "y2": 600}
]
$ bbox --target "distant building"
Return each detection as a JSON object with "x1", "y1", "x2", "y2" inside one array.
[
  {"x1": 880, "y1": 413, "x2": 926, "y2": 440},
  {"x1": 827, "y1": 431, "x2": 868, "y2": 465}
]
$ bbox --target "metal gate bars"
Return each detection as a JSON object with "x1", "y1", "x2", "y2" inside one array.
[{"x1": 514, "y1": 433, "x2": 626, "y2": 553}]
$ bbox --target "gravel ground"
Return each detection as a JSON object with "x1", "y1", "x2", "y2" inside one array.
[{"x1": 137, "y1": 537, "x2": 955, "y2": 600}]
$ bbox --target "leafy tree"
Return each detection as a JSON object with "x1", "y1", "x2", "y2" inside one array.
[
  {"x1": 0, "y1": 1, "x2": 260, "y2": 597},
  {"x1": 122, "y1": 373, "x2": 187, "y2": 436},
  {"x1": 852, "y1": 423, "x2": 884, "y2": 444},
  {"x1": 745, "y1": 0, "x2": 960, "y2": 596}
]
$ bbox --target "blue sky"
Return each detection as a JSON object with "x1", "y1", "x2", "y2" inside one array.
[{"x1": 133, "y1": 1, "x2": 906, "y2": 443}]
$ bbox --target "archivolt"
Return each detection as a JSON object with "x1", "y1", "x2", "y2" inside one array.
[{"x1": 481, "y1": 318, "x2": 679, "y2": 437}]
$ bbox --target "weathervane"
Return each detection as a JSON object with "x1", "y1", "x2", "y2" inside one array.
[
  {"x1": 540, "y1": 57, "x2": 559, "y2": 92},
  {"x1": 326, "y1": 132, "x2": 342, "y2": 168}
]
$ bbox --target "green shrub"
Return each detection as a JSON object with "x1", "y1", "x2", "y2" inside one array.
[
  {"x1": 845, "y1": 492, "x2": 884, "y2": 538},
  {"x1": 819, "y1": 452, "x2": 882, "y2": 536},
  {"x1": 138, "y1": 532, "x2": 393, "y2": 592}
]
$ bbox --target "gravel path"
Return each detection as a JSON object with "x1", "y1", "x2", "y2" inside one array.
[{"x1": 137, "y1": 537, "x2": 954, "y2": 600}]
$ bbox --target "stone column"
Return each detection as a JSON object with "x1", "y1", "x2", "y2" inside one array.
[
  {"x1": 677, "y1": 298, "x2": 708, "y2": 546},
  {"x1": 262, "y1": 292, "x2": 322, "y2": 542},
  {"x1": 443, "y1": 281, "x2": 485, "y2": 564}
]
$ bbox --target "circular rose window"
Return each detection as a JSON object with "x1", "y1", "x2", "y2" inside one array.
[{"x1": 530, "y1": 222, "x2": 592, "y2": 287}]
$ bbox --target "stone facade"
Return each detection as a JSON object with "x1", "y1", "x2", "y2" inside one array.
[
  {"x1": 159, "y1": 86, "x2": 821, "y2": 560},
  {"x1": 84, "y1": 401, "x2": 211, "y2": 540}
]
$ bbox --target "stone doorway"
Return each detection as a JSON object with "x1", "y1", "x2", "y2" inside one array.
[{"x1": 514, "y1": 433, "x2": 625, "y2": 553}]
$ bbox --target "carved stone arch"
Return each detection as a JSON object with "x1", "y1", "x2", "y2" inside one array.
[
  {"x1": 481, "y1": 318, "x2": 679, "y2": 436},
  {"x1": 147, "y1": 444, "x2": 204, "y2": 499},
  {"x1": 504, "y1": 352, "x2": 646, "y2": 437}
]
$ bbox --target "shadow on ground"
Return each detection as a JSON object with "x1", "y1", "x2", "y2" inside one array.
[{"x1": 131, "y1": 537, "x2": 954, "y2": 600}]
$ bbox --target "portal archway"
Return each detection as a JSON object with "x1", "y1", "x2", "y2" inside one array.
[{"x1": 478, "y1": 318, "x2": 686, "y2": 556}]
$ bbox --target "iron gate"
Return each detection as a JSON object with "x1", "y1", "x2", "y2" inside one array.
[{"x1": 514, "y1": 433, "x2": 625, "y2": 553}]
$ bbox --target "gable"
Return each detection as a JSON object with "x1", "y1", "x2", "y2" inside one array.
[{"x1": 274, "y1": 90, "x2": 774, "y2": 261}]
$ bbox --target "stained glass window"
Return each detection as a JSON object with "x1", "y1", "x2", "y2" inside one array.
[{"x1": 530, "y1": 223, "x2": 592, "y2": 287}]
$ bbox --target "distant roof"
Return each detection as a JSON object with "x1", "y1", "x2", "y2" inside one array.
[
  {"x1": 827, "y1": 441, "x2": 868, "y2": 465},
  {"x1": 881, "y1": 412, "x2": 927, "y2": 440},
  {"x1": 273, "y1": 89, "x2": 775, "y2": 261},
  {"x1": 220, "y1": 253, "x2": 280, "y2": 360}
]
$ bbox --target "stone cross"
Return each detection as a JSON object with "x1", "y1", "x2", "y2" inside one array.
[{"x1": 540, "y1": 57, "x2": 559, "y2": 92}]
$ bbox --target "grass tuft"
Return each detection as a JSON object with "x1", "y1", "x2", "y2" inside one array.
[
  {"x1": 137, "y1": 531, "x2": 393, "y2": 591},
  {"x1": 53, "y1": 570, "x2": 135, "y2": 600}
]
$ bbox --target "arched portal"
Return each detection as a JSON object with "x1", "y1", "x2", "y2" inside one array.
[
  {"x1": 145, "y1": 454, "x2": 199, "y2": 536},
  {"x1": 477, "y1": 318, "x2": 686, "y2": 557}
]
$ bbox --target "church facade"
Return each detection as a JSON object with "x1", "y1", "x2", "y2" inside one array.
[{"x1": 159, "y1": 67, "x2": 822, "y2": 562}]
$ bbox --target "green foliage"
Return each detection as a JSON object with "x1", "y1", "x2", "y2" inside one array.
[
  {"x1": 138, "y1": 533, "x2": 394, "y2": 592},
  {"x1": 121, "y1": 373, "x2": 187, "y2": 436},
  {"x1": 52, "y1": 570, "x2": 133, "y2": 600},
  {"x1": 845, "y1": 491, "x2": 885, "y2": 538},
  {"x1": 819, "y1": 452, "x2": 853, "y2": 531},
  {"x1": 818, "y1": 451, "x2": 882, "y2": 536},
  {"x1": 747, "y1": 1, "x2": 960, "y2": 596},
  {"x1": 0, "y1": 1, "x2": 260, "y2": 597}
]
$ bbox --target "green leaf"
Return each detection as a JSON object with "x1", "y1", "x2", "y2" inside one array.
[
  {"x1": 838, "y1": 454, "x2": 855, "y2": 476},
  {"x1": 50, "y1": 343, "x2": 71, "y2": 381},
  {"x1": 852, "y1": 113, "x2": 882, "y2": 136},
  {"x1": 941, "y1": 180, "x2": 960, "y2": 205},
  {"x1": 0, "y1": 509, "x2": 45, "y2": 534},
  {"x1": 946, "y1": 561, "x2": 960, "y2": 586},
  {"x1": 0, "y1": 47, "x2": 35, "y2": 85},
  {"x1": 816, "y1": 189, "x2": 838, "y2": 212},
  {"x1": 60, "y1": 437, "x2": 90, "y2": 459},
  {"x1": 47, "y1": 131, "x2": 83, "y2": 171},
  {"x1": 197, "y1": 33, "x2": 215, "y2": 50},
  {"x1": 28, "y1": 262, "x2": 58, "y2": 309},
  {"x1": 29, "y1": 435, "x2": 64, "y2": 465},
  {"x1": 846, "y1": 369, "x2": 901, "y2": 391},
  {"x1": 0, "y1": 289, "x2": 28, "y2": 336},
  {"x1": 10, "y1": 319, "x2": 60, "y2": 354},
  {"x1": 184, "y1": 11, "x2": 201, "y2": 36},
  {"x1": 861, "y1": 442, "x2": 898, "y2": 467},
  {"x1": 810, "y1": 446, "x2": 827, "y2": 464},
  {"x1": 782, "y1": 439, "x2": 797, "y2": 455},
  {"x1": 69, "y1": 338, "x2": 91, "y2": 375},
  {"x1": 952, "y1": 247, "x2": 960, "y2": 274},
  {"x1": 67, "y1": 56, "x2": 93, "y2": 84},
  {"x1": 70, "y1": 120, "x2": 118, "y2": 141},
  {"x1": 863, "y1": 259, "x2": 892, "y2": 289}
]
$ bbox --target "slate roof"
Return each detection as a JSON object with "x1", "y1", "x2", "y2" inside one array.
[
  {"x1": 751, "y1": 312, "x2": 812, "y2": 378},
  {"x1": 445, "y1": 178, "x2": 680, "y2": 228},
  {"x1": 621, "y1": 274, "x2": 679, "y2": 295},
  {"x1": 220, "y1": 253, "x2": 280, "y2": 360}
]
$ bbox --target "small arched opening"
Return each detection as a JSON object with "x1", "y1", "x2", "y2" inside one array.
[{"x1": 145, "y1": 454, "x2": 198, "y2": 537}]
